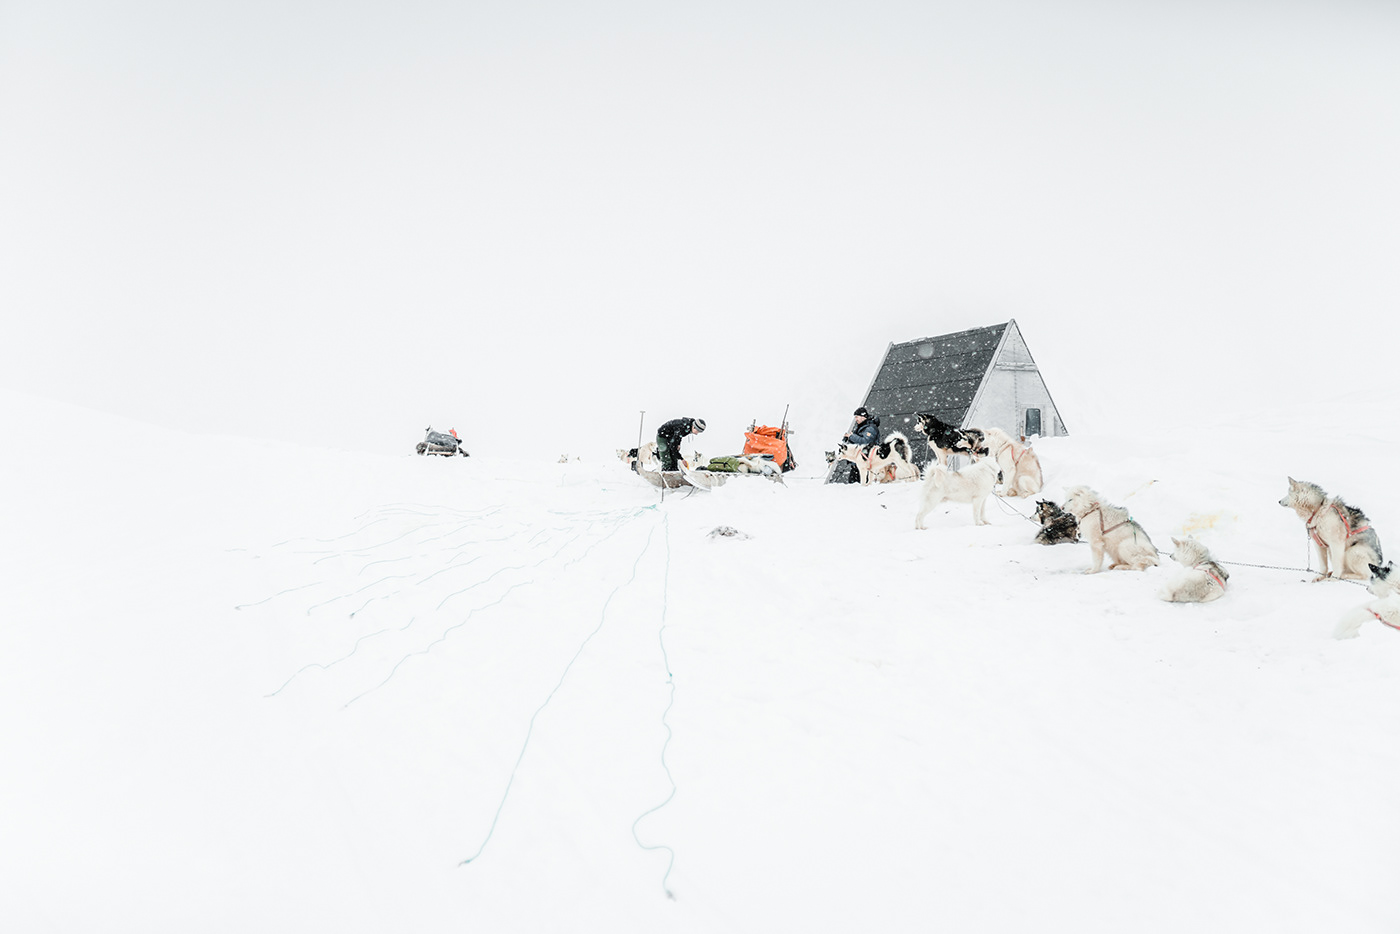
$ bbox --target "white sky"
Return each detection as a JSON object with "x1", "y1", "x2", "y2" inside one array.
[{"x1": 3, "y1": 0, "x2": 1397, "y2": 457}]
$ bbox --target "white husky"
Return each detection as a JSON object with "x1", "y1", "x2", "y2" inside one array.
[
  {"x1": 1063, "y1": 485, "x2": 1159, "y2": 573},
  {"x1": 981, "y1": 427, "x2": 1043, "y2": 498},
  {"x1": 914, "y1": 457, "x2": 1000, "y2": 528},
  {"x1": 1158, "y1": 536, "x2": 1229, "y2": 603},
  {"x1": 1279, "y1": 478, "x2": 1383, "y2": 582},
  {"x1": 1335, "y1": 561, "x2": 1400, "y2": 638}
]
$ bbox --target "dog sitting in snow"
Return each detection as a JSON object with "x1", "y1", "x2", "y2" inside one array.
[
  {"x1": 1063, "y1": 486, "x2": 1159, "y2": 573},
  {"x1": 866, "y1": 432, "x2": 919, "y2": 484},
  {"x1": 981, "y1": 427, "x2": 1043, "y2": 498},
  {"x1": 1158, "y1": 536, "x2": 1229, "y2": 603},
  {"x1": 912, "y1": 412, "x2": 987, "y2": 466},
  {"x1": 1033, "y1": 499, "x2": 1079, "y2": 545},
  {"x1": 1334, "y1": 561, "x2": 1400, "y2": 638},
  {"x1": 1278, "y1": 477, "x2": 1383, "y2": 582},
  {"x1": 914, "y1": 457, "x2": 1001, "y2": 528}
]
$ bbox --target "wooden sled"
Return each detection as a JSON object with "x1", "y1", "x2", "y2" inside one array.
[{"x1": 636, "y1": 466, "x2": 727, "y2": 491}]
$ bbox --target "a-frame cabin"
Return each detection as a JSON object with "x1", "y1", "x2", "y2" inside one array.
[{"x1": 858, "y1": 319, "x2": 1067, "y2": 467}]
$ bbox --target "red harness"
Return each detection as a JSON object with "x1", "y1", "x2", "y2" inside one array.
[
  {"x1": 1086, "y1": 504, "x2": 1131, "y2": 536},
  {"x1": 1366, "y1": 610, "x2": 1400, "y2": 632},
  {"x1": 1202, "y1": 567, "x2": 1226, "y2": 590},
  {"x1": 1307, "y1": 503, "x2": 1371, "y2": 549}
]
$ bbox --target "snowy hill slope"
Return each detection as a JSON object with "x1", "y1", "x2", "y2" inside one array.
[{"x1": 2, "y1": 388, "x2": 1397, "y2": 933}]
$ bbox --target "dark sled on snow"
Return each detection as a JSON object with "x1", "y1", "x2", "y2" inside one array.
[{"x1": 416, "y1": 427, "x2": 469, "y2": 457}]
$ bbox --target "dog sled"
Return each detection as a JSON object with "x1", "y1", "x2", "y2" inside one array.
[
  {"x1": 416, "y1": 427, "x2": 469, "y2": 457},
  {"x1": 635, "y1": 465, "x2": 728, "y2": 491}
]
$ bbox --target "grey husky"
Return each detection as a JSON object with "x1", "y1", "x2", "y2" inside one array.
[{"x1": 1278, "y1": 478, "x2": 1382, "y2": 581}]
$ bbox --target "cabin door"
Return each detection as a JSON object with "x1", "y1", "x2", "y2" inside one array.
[{"x1": 1024, "y1": 407, "x2": 1042, "y2": 438}]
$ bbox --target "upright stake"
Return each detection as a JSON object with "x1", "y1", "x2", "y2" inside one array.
[{"x1": 638, "y1": 410, "x2": 646, "y2": 450}]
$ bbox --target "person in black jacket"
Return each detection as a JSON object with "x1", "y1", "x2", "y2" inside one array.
[
  {"x1": 656, "y1": 417, "x2": 706, "y2": 471},
  {"x1": 844, "y1": 406, "x2": 879, "y2": 449},
  {"x1": 828, "y1": 406, "x2": 880, "y2": 484}
]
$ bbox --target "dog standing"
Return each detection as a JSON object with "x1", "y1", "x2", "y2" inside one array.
[
  {"x1": 1335, "y1": 561, "x2": 1400, "y2": 638},
  {"x1": 912, "y1": 412, "x2": 986, "y2": 466},
  {"x1": 1279, "y1": 478, "x2": 1383, "y2": 582},
  {"x1": 1159, "y1": 536, "x2": 1229, "y2": 603},
  {"x1": 914, "y1": 457, "x2": 1001, "y2": 528},
  {"x1": 1033, "y1": 499, "x2": 1079, "y2": 545},
  {"x1": 981, "y1": 427, "x2": 1043, "y2": 498},
  {"x1": 1063, "y1": 485, "x2": 1159, "y2": 573},
  {"x1": 618, "y1": 442, "x2": 660, "y2": 473}
]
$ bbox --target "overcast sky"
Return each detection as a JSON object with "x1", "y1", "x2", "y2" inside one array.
[{"x1": 3, "y1": 0, "x2": 1397, "y2": 458}]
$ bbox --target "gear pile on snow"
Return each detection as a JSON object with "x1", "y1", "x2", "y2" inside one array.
[{"x1": 416, "y1": 427, "x2": 469, "y2": 457}]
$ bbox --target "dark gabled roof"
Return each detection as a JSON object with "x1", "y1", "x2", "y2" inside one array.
[{"x1": 862, "y1": 323, "x2": 1007, "y2": 425}]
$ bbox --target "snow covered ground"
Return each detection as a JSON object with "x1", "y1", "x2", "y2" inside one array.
[{"x1": 3, "y1": 387, "x2": 1397, "y2": 933}]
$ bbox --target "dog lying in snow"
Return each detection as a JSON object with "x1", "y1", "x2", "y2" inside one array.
[
  {"x1": 1334, "y1": 561, "x2": 1400, "y2": 638},
  {"x1": 981, "y1": 427, "x2": 1043, "y2": 498},
  {"x1": 914, "y1": 457, "x2": 1001, "y2": 528},
  {"x1": 1278, "y1": 477, "x2": 1383, "y2": 582},
  {"x1": 1158, "y1": 536, "x2": 1229, "y2": 603},
  {"x1": 912, "y1": 412, "x2": 987, "y2": 466},
  {"x1": 1033, "y1": 499, "x2": 1079, "y2": 545},
  {"x1": 1063, "y1": 486, "x2": 1158, "y2": 573}
]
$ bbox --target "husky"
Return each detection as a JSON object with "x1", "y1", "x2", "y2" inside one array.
[
  {"x1": 1063, "y1": 486, "x2": 1159, "y2": 573},
  {"x1": 1033, "y1": 499, "x2": 1079, "y2": 545},
  {"x1": 1334, "y1": 562, "x2": 1400, "y2": 638},
  {"x1": 1158, "y1": 536, "x2": 1229, "y2": 603},
  {"x1": 867, "y1": 431, "x2": 919, "y2": 484},
  {"x1": 1278, "y1": 478, "x2": 1383, "y2": 581},
  {"x1": 981, "y1": 427, "x2": 1043, "y2": 498},
  {"x1": 618, "y1": 442, "x2": 660, "y2": 473},
  {"x1": 912, "y1": 412, "x2": 987, "y2": 466},
  {"x1": 914, "y1": 457, "x2": 1001, "y2": 529},
  {"x1": 833, "y1": 440, "x2": 873, "y2": 484}
]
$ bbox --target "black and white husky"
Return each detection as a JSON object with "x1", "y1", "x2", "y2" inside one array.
[
  {"x1": 912, "y1": 412, "x2": 986, "y2": 466},
  {"x1": 1158, "y1": 536, "x2": 1229, "y2": 603},
  {"x1": 867, "y1": 431, "x2": 919, "y2": 483},
  {"x1": 1278, "y1": 478, "x2": 1383, "y2": 581},
  {"x1": 1335, "y1": 562, "x2": 1400, "y2": 638}
]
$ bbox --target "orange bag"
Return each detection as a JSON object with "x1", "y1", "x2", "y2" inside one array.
[{"x1": 743, "y1": 426, "x2": 792, "y2": 471}]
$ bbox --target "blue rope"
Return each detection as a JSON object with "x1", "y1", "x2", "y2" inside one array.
[
  {"x1": 460, "y1": 513, "x2": 659, "y2": 867},
  {"x1": 630, "y1": 511, "x2": 678, "y2": 900}
]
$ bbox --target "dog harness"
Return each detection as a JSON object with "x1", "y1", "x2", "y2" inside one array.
[
  {"x1": 1368, "y1": 609, "x2": 1400, "y2": 632},
  {"x1": 1084, "y1": 504, "x2": 1132, "y2": 536},
  {"x1": 1201, "y1": 566, "x2": 1226, "y2": 590},
  {"x1": 1306, "y1": 502, "x2": 1371, "y2": 549}
]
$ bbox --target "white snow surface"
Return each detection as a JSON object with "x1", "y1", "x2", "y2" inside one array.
[{"x1": 3, "y1": 388, "x2": 1398, "y2": 933}]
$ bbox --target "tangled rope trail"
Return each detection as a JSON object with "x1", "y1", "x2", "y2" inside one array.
[
  {"x1": 459, "y1": 511, "x2": 661, "y2": 868},
  {"x1": 263, "y1": 503, "x2": 652, "y2": 705}
]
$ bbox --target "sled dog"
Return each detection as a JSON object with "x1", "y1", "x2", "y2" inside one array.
[
  {"x1": 1033, "y1": 499, "x2": 1079, "y2": 545},
  {"x1": 1063, "y1": 486, "x2": 1159, "y2": 573},
  {"x1": 1335, "y1": 562, "x2": 1400, "y2": 638},
  {"x1": 866, "y1": 431, "x2": 919, "y2": 484},
  {"x1": 618, "y1": 442, "x2": 660, "y2": 473},
  {"x1": 912, "y1": 412, "x2": 986, "y2": 466},
  {"x1": 982, "y1": 428, "x2": 1043, "y2": 498},
  {"x1": 914, "y1": 457, "x2": 1001, "y2": 529},
  {"x1": 1159, "y1": 536, "x2": 1229, "y2": 603},
  {"x1": 1278, "y1": 478, "x2": 1383, "y2": 581},
  {"x1": 834, "y1": 441, "x2": 873, "y2": 484}
]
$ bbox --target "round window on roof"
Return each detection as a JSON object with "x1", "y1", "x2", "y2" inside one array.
[{"x1": 916, "y1": 343, "x2": 934, "y2": 359}]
